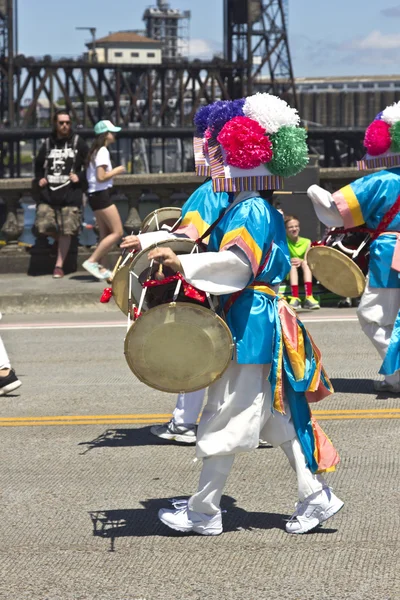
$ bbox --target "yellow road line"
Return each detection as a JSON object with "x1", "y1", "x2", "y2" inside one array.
[{"x1": 0, "y1": 409, "x2": 400, "y2": 427}]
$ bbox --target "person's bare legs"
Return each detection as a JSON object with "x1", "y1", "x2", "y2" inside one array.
[
  {"x1": 55, "y1": 234, "x2": 71, "y2": 269},
  {"x1": 301, "y1": 260, "x2": 313, "y2": 284},
  {"x1": 87, "y1": 205, "x2": 123, "y2": 264},
  {"x1": 289, "y1": 265, "x2": 299, "y2": 287}
]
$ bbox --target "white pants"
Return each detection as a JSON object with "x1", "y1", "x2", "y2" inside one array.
[
  {"x1": 188, "y1": 360, "x2": 327, "y2": 515},
  {"x1": 172, "y1": 390, "x2": 206, "y2": 426},
  {"x1": 188, "y1": 438, "x2": 326, "y2": 515},
  {"x1": 0, "y1": 335, "x2": 11, "y2": 370},
  {"x1": 357, "y1": 280, "x2": 400, "y2": 384}
]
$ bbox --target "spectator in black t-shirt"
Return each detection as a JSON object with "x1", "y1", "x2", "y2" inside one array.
[{"x1": 33, "y1": 110, "x2": 89, "y2": 278}]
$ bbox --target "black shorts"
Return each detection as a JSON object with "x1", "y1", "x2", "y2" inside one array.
[{"x1": 88, "y1": 189, "x2": 113, "y2": 211}]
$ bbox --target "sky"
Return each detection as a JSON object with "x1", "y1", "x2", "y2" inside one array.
[{"x1": 17, "y1": 0, "x2": 400, "y2": 78}]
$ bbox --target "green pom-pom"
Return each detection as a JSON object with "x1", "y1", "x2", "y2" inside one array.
[
  {"x1": 390, "y1": 121, "x2": 400, "y2": 153},
  {"x1": 267, "y1": 126, "x2": 309, "y2": 177}
]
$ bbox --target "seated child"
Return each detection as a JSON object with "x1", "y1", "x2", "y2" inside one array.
[{"x1": 285, "y1": 215, "x2": 320, "y2": 310}]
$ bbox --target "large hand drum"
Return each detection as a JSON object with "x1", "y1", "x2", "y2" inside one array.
[
  {"x1": 124, "y1": 302, "x2": 234, "y2": 393},
  {"x1": 111, "y1": 207, "x2": 182, "y2": 315},
  {"x1": 307, "y1": 245, "x2": 366, "y2": 298}
]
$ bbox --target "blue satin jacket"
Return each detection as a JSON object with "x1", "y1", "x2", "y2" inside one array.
[{"x1": 208, "y1": 195, "x2": 291, "y2": 364}]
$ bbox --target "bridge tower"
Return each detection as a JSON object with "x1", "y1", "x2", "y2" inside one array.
[{"x1": 224, "y1": 0, "x2": 297, "y2": 103}]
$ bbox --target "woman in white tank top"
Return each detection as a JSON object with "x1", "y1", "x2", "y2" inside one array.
[{"x1": 82, "y1": 120, "x2": 125, "y2": 280}]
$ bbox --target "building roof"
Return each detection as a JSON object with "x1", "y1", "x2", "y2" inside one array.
[{"x1": 86, "y1": 32, "x2": 160, "y2": 47}]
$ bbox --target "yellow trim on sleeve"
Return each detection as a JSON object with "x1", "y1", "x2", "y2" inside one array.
[
  {"x1": 341, "y1": 185, "x2": 364, "y2": 227},
  {"x1": 221, "y1": 227, "x2": 262, "y2": 264},
  {"x1": 180, "y1": 210, "x2": 209, "y2": 238}
]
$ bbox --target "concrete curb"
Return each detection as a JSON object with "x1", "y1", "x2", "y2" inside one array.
[{"x1": 0, "y1": 292, "x2": 118, "y2": 314}]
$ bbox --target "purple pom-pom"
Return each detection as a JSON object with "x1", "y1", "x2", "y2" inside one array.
[
  {"x1": 207, "y1": 99, "x2": 246, "y2": 137},
  {"x1": 375, "y1": 111, "x2": 384, "y2": 121},
  {"x1": 194, "y1": 105, "x2": 214, "y2": 136}
]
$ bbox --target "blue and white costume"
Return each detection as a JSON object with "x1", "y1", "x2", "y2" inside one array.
[{"x1": 308, "y1": 169, "x2": 400, "y2": 388}]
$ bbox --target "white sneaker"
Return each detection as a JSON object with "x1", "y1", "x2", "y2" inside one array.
[
  {"x1": 150, "y1": 420, "x2": 197, "y2": 444},
  {"x1": 373, "y1": 380, "x2": 400, "y2": 393},
  {"x1": 286, "y1": 488, "x2": 344, "y2": 534},
  {"x1": 82, "y1": 260, "x2": 103, "y2": 280},
  {"x1": 158, "y1": 502, "x2": 223, "y2": 536}
]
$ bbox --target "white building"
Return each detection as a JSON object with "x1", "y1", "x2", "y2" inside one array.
[{"x1": 86, "y1": 31, "x2": 162, "y2": 65}]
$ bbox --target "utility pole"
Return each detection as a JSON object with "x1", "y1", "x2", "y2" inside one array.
[{"x1": 76, "y1": 27, "x2": 97, "y2": 62}]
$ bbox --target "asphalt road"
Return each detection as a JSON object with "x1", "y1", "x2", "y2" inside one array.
[{"x1": 0, "y1": 308, "x2": 399, "y2": 600}]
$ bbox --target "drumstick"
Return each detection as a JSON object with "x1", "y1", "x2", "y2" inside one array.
[
  {"x1": 158, "y1": 263, "x2": 163, "y2": 276},
  {"x1": 109, "y1": 255, "x2": 123, "y2": 282}
]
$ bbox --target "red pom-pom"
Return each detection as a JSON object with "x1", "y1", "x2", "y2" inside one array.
[
  {"x1": 364, "y1": 120, "x2": 391, "y2": 156},
  {"x1": 100, "y1": 287, "x2": 112, "y2": 303},
  {"x1": 217, "y1": 116, "x2": 273, "y2": 169}
]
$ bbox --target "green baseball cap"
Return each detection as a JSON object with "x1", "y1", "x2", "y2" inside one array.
[{"x1": 94, "y1": 120, "x2": 122, "y2": 135}]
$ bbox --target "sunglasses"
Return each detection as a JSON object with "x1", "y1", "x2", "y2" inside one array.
[{"x1": 58, "y1": 121, "x2": 71, "y2": 126}]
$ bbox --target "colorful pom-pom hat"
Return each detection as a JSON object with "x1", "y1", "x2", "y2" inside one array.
[
  {"x1": 358, "y1": 101, "x2": 400, "y2": 170},
  {"x1": 193, "y1": 93, "x2": 309, "y2": 192}
]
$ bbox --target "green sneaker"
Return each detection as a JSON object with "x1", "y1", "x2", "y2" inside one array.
[
  {"x1": 303, "y1": 296, "x2": 320, "y2": 310},
  {"x1": 289, "y1": 297, "x2": 301, "y2": 310}
]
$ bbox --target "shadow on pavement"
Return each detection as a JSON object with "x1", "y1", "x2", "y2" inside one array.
[
  {"x1": 79, "y1": 426, "x2": 196, "y2": 453},
  {"x1": 330, "y1": 378, "x2": 375, "y2": 395},
  {"x1": 68, "y1": 274, "x2": 99, "y2": 283},
  {"x1": 89, "y1": 495, "x2": 338, "y2": 550}
]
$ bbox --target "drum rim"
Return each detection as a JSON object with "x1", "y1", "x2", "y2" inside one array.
[
  {"x1": 112, "y1": 261, "x2": 134, "y2": 316},
  {"x1": 141, "y1": 206, "x2": 182, "y2": 233},
  {"x1": 307, "y1": 245, "x2": 366, "y2": 298},
  {"x1": 124, "y1": 302, "x2": 234, "y2": 393}
]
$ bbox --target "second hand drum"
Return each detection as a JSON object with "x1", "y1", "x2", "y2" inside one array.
[
  {"x1": 112, "y1": 206, "x2": 182, "y2": 315},
  {"x1": 124, "y1": 238, "x2": 234, "y2": 393},
  {"x1": 307, "y1": 229, "x2": 370, "y2": 298}
]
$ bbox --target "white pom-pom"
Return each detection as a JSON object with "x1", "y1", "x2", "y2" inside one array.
[
  {"x1": 243, "y1": 93, "x2": 300, "y2": 135},
  {"x1": 382, "y1": 101, "x2": 400, "y2": 126}
]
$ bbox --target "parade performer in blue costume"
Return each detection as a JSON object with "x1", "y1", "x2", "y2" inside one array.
[
  {"x1": 308, "y1": 101, "x2": 400, "y2": 394},
  {"x1": 121, "y1": 122, "x2": 231, "y2": 443},
  {"x1": 142, "y1": 93, "x2": 343, "y2": 536}
]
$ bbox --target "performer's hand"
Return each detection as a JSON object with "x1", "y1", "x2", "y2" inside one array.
[
  {"x1": 38, "y1": 178, "x2": 48, "y2": 188},
  {"x1": 291, "y1": 257, "x2": 302, "y2": 267},
  {"x1": 148, "y1": 247, "x2": 183, "y2": 273},
  {"x1": 120, "y1": 235, "x2": 142, "y2": 251},
  {"x1": 69, "y1": 173, "x2": 79, "y2": 183}
]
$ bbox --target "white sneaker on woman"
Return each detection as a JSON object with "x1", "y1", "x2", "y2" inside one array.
[{"x1": 82, "y1": 260, "x2": 103, "y2": 280}]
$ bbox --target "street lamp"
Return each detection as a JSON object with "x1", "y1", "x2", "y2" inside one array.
[{"x1": 76, "y1": 27, "x2": 97, "y2": 62}]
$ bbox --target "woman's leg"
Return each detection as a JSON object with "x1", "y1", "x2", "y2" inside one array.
[{"x1": 87, "y1": 205, "x2": 123, "y2": 264}]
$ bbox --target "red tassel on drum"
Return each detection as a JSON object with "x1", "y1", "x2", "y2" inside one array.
[
  {"x1": 143, "y1": 272, "x2": 207, "y2": 303},
  {"x1": 100, "y1": 287, "x2": 113, "y2": 303}
]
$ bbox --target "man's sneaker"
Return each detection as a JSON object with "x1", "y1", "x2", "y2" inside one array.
[
  {"x1": 150, "y1": 419, "x2": 196, "y2": 444},
  {"x1": 82, "y1": 260, "x2": 104, "y2": 280},
  {"x1": 289, "y1": 297, "x2": 301, "y2": 310},
  {"x1": 373, "y1": 380, "x2": 400, "y2": 394},
  {"x1": 53, "y1": 266, "x2": 64, "y2": 279},
  {"x1": 286, "y1": 488, "x2": 344, "y2": 534},
  {"x1": 158, "y1": 502, "x2": 223, "y2": 536},
  {"x1": 303, "y1": 295, "x2": 320, "y2": 310},
  {"x1": 0, "y1": 369, "x2": 22, "y2": 396}
]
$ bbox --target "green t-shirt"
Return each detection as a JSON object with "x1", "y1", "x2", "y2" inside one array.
[{"x1": 286, "y1": 236, "x2": 311, "y2": 259}]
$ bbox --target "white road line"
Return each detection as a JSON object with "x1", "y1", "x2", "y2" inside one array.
[{"x1": 0, "y1": 316, "x2": 358, "y2": 330}]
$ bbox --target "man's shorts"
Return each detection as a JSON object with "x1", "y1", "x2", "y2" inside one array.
[{"x1": 34, "y1": 204, "x2": 82, "y2": 237}]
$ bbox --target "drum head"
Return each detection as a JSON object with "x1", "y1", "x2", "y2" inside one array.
[
  {"x1": 112, "y1": 263, "x2": 132, "y2": 316},
  {"x1": 124, "y1": 303, "x2": 234, "y2": 393},
  {"x1": 307, "y1": 246, "x2": 366, "y2": 298},
  {"x1": 130, "y1": 238, "x2": 199, "y2": 310},
  {"x1": 141, "y1": 207, "x2": 182, "y2": 233}
]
